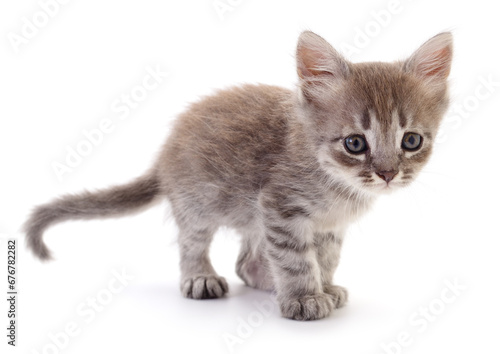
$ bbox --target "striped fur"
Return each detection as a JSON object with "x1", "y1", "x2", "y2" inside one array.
[{"x1": 24, "y1": 31, "x2": 452, "y2": 320}]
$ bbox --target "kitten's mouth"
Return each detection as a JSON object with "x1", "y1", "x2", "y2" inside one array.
[{"x1": 369, "y1": 181, "x2": 402, "y2": 194}]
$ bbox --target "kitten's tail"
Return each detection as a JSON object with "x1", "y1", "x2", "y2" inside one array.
[{"x1": 24, "y1": 171, "x2": 161, "y2": 261}]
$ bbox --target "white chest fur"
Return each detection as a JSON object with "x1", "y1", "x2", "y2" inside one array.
[{"x1": 311, "y1": 195, "x2": 374, "y2": 234}]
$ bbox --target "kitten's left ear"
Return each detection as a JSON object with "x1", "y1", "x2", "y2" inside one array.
[{"x1": 404, "y1": 32, "x2": 453, "y2": 84}]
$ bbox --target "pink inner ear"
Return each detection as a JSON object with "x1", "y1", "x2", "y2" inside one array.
[
  {"x1": 418, "y1": 46, "x2": 452, "y2": 79},
  {"x1": 297, "y1": 46, "x2": 331, "y2": 79}
]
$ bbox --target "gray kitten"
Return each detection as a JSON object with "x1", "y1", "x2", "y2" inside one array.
[{"x1": 24, "y1": 31, "x2": 452, "y2": 321}]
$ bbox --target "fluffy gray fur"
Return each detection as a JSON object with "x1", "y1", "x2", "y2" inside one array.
[{"x1": 24, "y1": 31, "x2": 453, "y2": 320}]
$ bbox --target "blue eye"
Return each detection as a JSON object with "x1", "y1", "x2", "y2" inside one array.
[
  {"x1": 402, "y1": 132, "x2": 422, "y2": 151},
  {"x1": 345, "y1": 135, "x2": 367, "y2": 154}
]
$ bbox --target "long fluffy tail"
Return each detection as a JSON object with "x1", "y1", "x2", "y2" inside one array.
[{"x1": 24, "y1": 172, "x2": 161, "y2": 260}]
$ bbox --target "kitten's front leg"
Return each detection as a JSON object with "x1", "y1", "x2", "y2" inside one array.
[
  {"x1": 314, "y1": 231, "x2": 348, "y2": 308},
  {"x1": 263, "y1": 214, "x2": 334, "y2": 321}
]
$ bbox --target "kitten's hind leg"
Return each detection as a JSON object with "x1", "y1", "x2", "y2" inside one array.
[
  {"x1": 178, "y1": 226, "x2": 228, "y2": 299},
  {"x1": 236, "y1": 232, "x2": 273, "y2": 291}
]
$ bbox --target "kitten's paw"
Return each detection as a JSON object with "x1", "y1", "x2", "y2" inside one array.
[
  {"x1": 279, "y1": 293, "x2": 334, "y2": 321},
  {"x1": 323, "y1": 284, "x2": 349, "y2": 308},
  {"x1": 181, "y1": 275, "x2": 229, "y2": 299}
]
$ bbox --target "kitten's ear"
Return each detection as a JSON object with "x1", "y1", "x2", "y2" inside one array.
[
  {"x1": 404, "y1": 32, "x2": 453, "y2": 84},
  {"x1": 296, "y1": 31, "x2": 349, "y2": 88}
]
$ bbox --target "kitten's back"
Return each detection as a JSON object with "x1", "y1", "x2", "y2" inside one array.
[{"x1": 158, "y1": 84, "x2": 293, "y2": 199}]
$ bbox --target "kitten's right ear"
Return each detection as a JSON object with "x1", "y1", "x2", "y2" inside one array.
[{"x1": 296, "y1": 31, "x2": 349, "y2": 94}]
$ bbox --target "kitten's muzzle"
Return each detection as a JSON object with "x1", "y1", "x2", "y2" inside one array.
[{"x1": 375, "y1": 170, "x2": 399, "y2": 183}]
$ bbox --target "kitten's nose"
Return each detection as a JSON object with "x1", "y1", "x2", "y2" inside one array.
[{"x1": 376, "y1": 170, "x2": 398, "y2": 183}]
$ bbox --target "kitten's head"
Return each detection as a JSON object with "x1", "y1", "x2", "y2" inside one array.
[{"x1": 295, "y1": 31, "x2": 452, "y2": 195}]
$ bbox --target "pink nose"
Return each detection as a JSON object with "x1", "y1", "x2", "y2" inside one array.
[{"x1": 376, "y1": 170, "x2": 398, "y2": 183}]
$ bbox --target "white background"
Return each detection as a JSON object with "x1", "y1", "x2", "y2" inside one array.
[{"x1": 1, "y1": 0, "x2": 499, "y2": 353}]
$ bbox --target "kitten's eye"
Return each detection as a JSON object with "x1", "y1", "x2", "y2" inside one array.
[
  {"x1": 344, "y1": 135, "x2": 367, "y2": 154},
  {"x1": 402, "y1": 132, "x2": 422, "y2": 151}
]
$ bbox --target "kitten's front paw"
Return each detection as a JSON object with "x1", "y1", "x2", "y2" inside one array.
[
  {"x1": 280, "y1": 293, "x2": 334, "y2": 321},
  {"x1": 323, "y1": 284, "x2": 348, "y2": 308},
  {"x1": 181, "y1": 275, "x2": 228, "y2": 299}
]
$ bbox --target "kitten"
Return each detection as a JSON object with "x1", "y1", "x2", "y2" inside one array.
[{"x1": 24, "y1": 31, "x2": 452, "y2": 321}]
